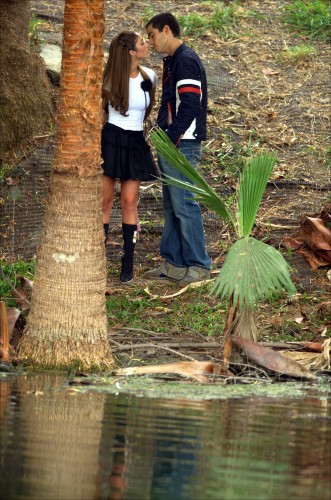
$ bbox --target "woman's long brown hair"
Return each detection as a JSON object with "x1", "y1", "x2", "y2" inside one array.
[{"x1": 102, "y1": 31, "x2": 155, "y2": 120}]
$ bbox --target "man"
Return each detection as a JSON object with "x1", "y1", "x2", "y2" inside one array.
[{"x1": 145, "y1": 12, "x2": 211, "y2": 283}]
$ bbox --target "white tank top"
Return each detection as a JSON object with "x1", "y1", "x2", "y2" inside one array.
[{"x1": 107, "y1": 66, "x2": 156, "y2": 131}]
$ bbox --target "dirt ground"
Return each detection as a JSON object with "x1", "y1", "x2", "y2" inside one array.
[
  {"x1": 2, "y1": 1, "x2": 330, "y2": 371},
  {"x1": 96, "y1": 0, "x2": 331, "y2": 358}
]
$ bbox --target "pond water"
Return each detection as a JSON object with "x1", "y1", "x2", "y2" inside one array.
[{"x1": 0, "y1": 373, "x2": 330, "y2": 500}]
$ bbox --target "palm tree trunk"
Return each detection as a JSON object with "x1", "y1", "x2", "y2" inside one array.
[
  {"x1": 18, "y1": 0, "x2": 113, "y2": 370},
  {"x1": 225, "y1": 300, "x2": 258, "y2": 342},
  {"x1": 0, "y1": 0, "x2": 53, "y2": 155}
]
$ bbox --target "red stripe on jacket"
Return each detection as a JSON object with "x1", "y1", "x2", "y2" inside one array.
[{"x1": 178, "y1": 87, "x2": 201, "y2": 95}]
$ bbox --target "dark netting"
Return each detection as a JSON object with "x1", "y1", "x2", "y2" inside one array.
[
  {"x1": 1, "y1": 0, "x2": 330, "y2": 293},
  {"x1": 1, "y1": 141, "x2": 55, "y2": 260}
]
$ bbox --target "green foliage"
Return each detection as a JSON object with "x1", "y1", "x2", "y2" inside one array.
[
  {"x1": 151, "y1": 128, "x2": 277, "y2": 239},
  {"x1": 0, "y1": 164, "x2": 10, "y2": 184},
  {"x1": 142, "y1": 7, "x2": 155, "y2": 25},
  {"x1": 143, "y1": 1, "x2": 259, "y2": 40},
  {"x1": 203, "y1": 132, "x2": 264, "y2": 182},
  {"x1": 281, "y1": 0, "x2": 331, "y2": 41},
  {"x1": 209, "y1": 1, "x2": 246, "y2": 38},
  {"x1": 150, "y1": 128, "x2": 296, "y2": 312},
  {"x1": 106, "y1": 286, "x2": 224, "y2": 336},
  {"x1": 144, "y1": 2, "x2": 242, "y2": 39},
  {"x1": 151, "y1": 128, "x2": 234, "y2": 226},
  {"x1": 278, "y1": 44, "x2": 317, "y2": 62},
  {"x1": 178, "y1": 13, "x2": 209, "y2": 37},
  {"x1": 237, "y1": 152, "x2": 277, "y2": 237},
  {"x1": 0, "y1": 259, "x2": 35, "y2": 307},
  {"x1": 212, "y1": 237, "x2": 296, "y2": 309},
  {"x1": 29, "y1": 13, "x2": 46, "y2": 46}
]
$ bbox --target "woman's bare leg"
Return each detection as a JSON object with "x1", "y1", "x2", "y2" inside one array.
[
  {"x1": 103, "y1": 175, "x2": 115, "y2": 242},
  {"x1": 120, "y1": 180, "x2": 141, "y2": 224},
  {"x1": 102, "y1": 175, "x2": 116, "y2": 224}
]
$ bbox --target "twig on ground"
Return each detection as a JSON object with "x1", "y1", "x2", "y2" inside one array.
[
  {"x1": 109, "y1": 341, "x2": 223, "y2": 352},
  {"x1": 109, "y1": 341, "x2": 202, "y2": 361},
  {"x1": 144, "y1": 279, "x2": 215, "y2": 299},
  {"x1": 229, "y1": 361, "x2": 273, "y2": 380},
  {"x1": 109, "y1": 326, "x2": 164, "y2": 336}
]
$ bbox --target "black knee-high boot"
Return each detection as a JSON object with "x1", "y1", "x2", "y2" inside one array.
[{"x1": 120, "y1": 223, "x2": 137, "y2": 284}]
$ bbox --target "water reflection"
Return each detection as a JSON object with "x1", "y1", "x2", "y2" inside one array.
[
  {"x1": 0, "y1": 374, "x2": 330, "y2": 500},
  {"x1": 1, "y1": 374, "x2": 106, "y2": 500}
]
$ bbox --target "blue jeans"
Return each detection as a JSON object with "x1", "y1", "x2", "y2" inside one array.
[{"x1": 158, "y1": 141, "x2": 211, "y2": 270}]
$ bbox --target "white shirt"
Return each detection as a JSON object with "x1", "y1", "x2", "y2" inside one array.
[{"x1": 107, "y1": 66, "x2": 156, "y2": 131}]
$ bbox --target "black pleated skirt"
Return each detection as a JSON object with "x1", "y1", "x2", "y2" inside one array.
[{"x1": 101, "y1": 122, "x2": 158, "y2": 181}]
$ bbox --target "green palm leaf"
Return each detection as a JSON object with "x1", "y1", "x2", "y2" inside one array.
[
  {"x1": 151, "y1": 128, "x2": 296, "y2": 313},
  {"x1": 151, "y1": 128, "x2": 234, "y2": 226},
  {"x1": 237, "y1": 152, "x2": 277, "y2": 237},
  {"x1": 161, "y1": 172, "x2": 233, "y2": 221},
  {"x1": 212, "y1": 236, "x2": 296, "y2": 311}
]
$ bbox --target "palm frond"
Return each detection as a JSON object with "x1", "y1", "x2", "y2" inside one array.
[
  {"x1": 161, "y1": 173, "x2": 233, "y2": 221},
  {"x1": 212, "y1": 236, "x2": 296, "y2": 310},
  {"x1": 150, "y1": 128, "x2": 234, "y2": 226},
  {"x1": 237, "y1": 152, "x2": 277, "y2": 237}
]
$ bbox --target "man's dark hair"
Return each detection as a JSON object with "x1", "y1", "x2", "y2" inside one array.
[{"x1": 145, "y1": 12, "x2": 181, "y2": 38}]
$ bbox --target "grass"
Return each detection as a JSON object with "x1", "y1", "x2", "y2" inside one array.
[
  {"x1": 29, "y1": 13, "x2": 46, "y2": 46},
  {"x1": 106, "y1": 283, "x2": 226, "y2": 336},
  {"x1": 281, "y1": 0, "x2": 331, "y2": 41},
  {"x1": 0, "y1": 163, "x2": 19, "y2": 185},
  {"x1": 99, "y1": 279, "x2": 330, "y2": 342},
  {"x1": 0, "y1": 164, "x2": 10, "y2": 185},
  {"x1": 278, "y1": 44, "x2": 317, "y2": 62},
  {"x1": 2, "y1": 258, "x2": 328, "y2": 344},
  {"x1": 144, "y1": 1, "x2": 259, "y2": 40},
  {"x1": 201, "y1": 133, "x2": 266, "y2": 183},
  {"x1": 145, "y1": 0, "x2": 330, "y2": 42},
  {"x1": 178, "y1": 2, "x2": 258, "y2": 39}
]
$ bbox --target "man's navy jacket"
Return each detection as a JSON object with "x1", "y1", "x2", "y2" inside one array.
[{"x1": 157, "y1": 43, "x2": 207, "y2": 145}]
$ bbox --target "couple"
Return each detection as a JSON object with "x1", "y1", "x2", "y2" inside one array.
[{"x1": 102, "y1": 12, "x2": 211, "y2": 285}]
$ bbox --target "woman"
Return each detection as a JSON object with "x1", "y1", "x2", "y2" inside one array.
[{"x1": 101, "y1": 31, "x2": 157, "y2": 284}]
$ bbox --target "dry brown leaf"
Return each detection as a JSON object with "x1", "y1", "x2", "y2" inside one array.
[
  {"x1": 285, "y1": 209, "x2": 331, "y2": 268},
  {"x1": 296, "y1": 248, "x2": 329, "y2": 269},
  {"x1": 266, "y1": 111, "x2": 277, "y2": 121},
  {"x1": 12, "y1": 276, "x2": 33, "y2": 311},
  {"x1": 305, "y1": 217, "x2": 331, "y2": 244},
  {"x1": 6, "y1": 308, "x2": 21, "y2": 338},
  {"x1": 231, "y1": 336, "x2": 316, "y2": 379},
  {"x1": 283, "y1": 236, "x2": 302, "y2": 250},
  {"x1": 281, "y1": 339, "x2": 330, "y2": 371},
  {"x1": 261, "y1": 67, "x2": 279, "y2": 75},
  {"x1": 294, "y1": 310, "x2": 308, "y2": 324}
]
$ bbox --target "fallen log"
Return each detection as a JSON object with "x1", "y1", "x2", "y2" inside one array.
[{"x1": 114, "y1": 361, "x2": 231, "y2": 384}]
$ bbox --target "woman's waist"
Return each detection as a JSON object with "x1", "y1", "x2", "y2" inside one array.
[
  {"x1": 108, "y1": 113, "x2": 144, "y2": 132},
  {"x1": 103, "y1": 122, "x2": 144, "y2": 137}
]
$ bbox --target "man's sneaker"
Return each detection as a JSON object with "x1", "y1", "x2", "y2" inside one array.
[
  {"x1": 144, "y1": 261, "x2": 187, "y2": 281},
  {"x1": 179, "y1": 266, "x2": 210, "y2": 284}
]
